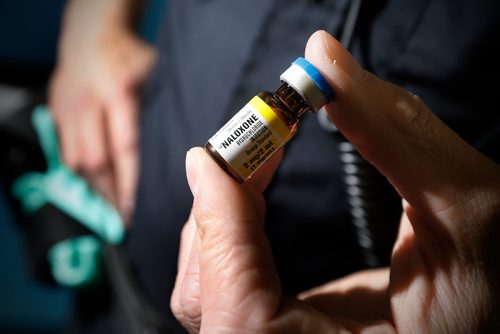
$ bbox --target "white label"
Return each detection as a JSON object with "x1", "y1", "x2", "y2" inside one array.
[{"x1": 207, "y1": 96, "x2": 291, "y2": 180}]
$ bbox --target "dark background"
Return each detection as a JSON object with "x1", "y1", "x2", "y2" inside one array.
[{"x1": 0, "y1": 1, "x2": 166, "y2": 332}]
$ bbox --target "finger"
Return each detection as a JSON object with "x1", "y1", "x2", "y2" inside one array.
[
  {"x1": 49, "y1": 74, "x2": 118, "y2": 205},
  {"x1": 186, "y1": 147, "x2": 281, "y2": 331},
  {"x1": 85, "y1": 163, "x2": 118, "y2": 208},
  {"x1": 171, "y1": 215, "x2": 202, "y2": 334},
  {"x1": 305, "y1": 30, "x2": 500, "y2": 239},
  {"x1": 56, "y1": 108, "x2": 81, "y2": 171},
  {"x1": 298, "y1": 268, "x2": 391, "y2": 323},
  {"x1": 55, "y1": 100, "x2": 117, "y2": 205},
  {"x1": 76, "y1": 106, "x2": 118, "y2": 205},
  {"x1": 49, "y1": 78, "x2": 87, "y2": 171},
  {"x1": 106, "y1": 90, "x2": 139, "y2": 222}
]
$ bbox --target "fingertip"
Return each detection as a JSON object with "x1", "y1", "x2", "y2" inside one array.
[
  {"x1": 185, "y1": 148, "x2": 199, "y2": 196},
  {"x1": 186, "y1": 147, "x2": 236, "y2": 196},
  {"x1": 185, "y1": 147, "x2": 212, "y2": 190},
  {"x1": 305, "y1": 30, "x2": 328, "y2": 58},
  {"x1": 305, "y1": 31, "x2": 368, "y2": 140}
]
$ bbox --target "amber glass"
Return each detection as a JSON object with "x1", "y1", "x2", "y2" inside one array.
[{"x1": 205, "y1": 82, "x2": 312, "y2": 183}]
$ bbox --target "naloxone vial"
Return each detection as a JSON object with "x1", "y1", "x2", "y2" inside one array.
[{"x1": 205, "y1": 57, "x2": 334, "y2": 183}]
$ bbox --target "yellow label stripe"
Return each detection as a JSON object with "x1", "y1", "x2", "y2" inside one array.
[{"x1": 249, "y1": 96, "x2": 290, "y2": 140}]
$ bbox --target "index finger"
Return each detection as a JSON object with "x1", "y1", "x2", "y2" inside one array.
[
  {"x1": 305, "y1": 31, "x2": 500, "y2": 236},
  {"x1": 107, "y1": 90, "x2": 139, "y2": 222}
]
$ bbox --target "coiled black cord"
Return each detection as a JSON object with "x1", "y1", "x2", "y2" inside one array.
[
  {"x1": 337, "y1": 141, "x2": 400, "y2": 267},
  {"x1": 319, "y1": 0, "x2": 400, "y2": 267}
]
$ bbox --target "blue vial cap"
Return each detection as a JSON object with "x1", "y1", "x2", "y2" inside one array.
[{"x1": 293, "y1": 57, "x2": 335, "y2": 102}]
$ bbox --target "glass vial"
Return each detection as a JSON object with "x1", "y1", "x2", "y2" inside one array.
[{"x1": 205, "y1": 57, "x2": 334, "y2": 183}]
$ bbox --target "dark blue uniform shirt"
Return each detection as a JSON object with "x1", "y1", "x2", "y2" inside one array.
[{"x1": 75, "y1": 1, "x2": 500, "y2": 332}]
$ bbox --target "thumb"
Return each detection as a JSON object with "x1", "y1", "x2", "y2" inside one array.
[
  {"x1": 305, "y1": 31, "x2": 500, "y2": 243},
  {"x1": 186, "y1": 147, "x2": 282, "y2": 331}
]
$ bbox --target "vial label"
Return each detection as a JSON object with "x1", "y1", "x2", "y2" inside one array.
[{"x1": 207, "y1": 96, "x2": 291, "y2": 180}]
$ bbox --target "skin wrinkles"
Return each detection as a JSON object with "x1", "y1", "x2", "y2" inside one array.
[{"x1": 172, "y1": 31, "x2": 500, "y2": 334}]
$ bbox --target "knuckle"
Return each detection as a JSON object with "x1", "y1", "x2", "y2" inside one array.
[
  {"x1": 60, "y1": 145, "x2": 79, "y2": 171},
  {"x1": 62, "y1": 153, "x2": 79, "y2": 171},
  {"x1": 80, "y1": 155, "x2": 108, "y2": 174},
  {"x1": 358, "y1": 68, "x2": 374, "y2": 84},
  {"x1": 394, "y1": 91, "x2": 442, "y2": 161},
  {"x1": 396, "y1": 91, "x2": 430, "y2": 137},
  {"x1": 170, "y1": 295, "x2": 183, "y2": 321},
  {"x1": 193, "y1": 211, "x2": 226, "y2": 242},
  {"x1": 112, "y1": 135, "x2": 137, "y2": 157},
  {"x1": 179, "y1": 294, "x2": 202, "y2": 329},
  {"x1": 64, "y1": 150, "x2": 108, "y2": 174},
  {"x1": 191, "y1": 202, "x2": 215, "y2": 239},
  {"x1": 171, "y1": 283, "x2": 201, "y2": 333}
]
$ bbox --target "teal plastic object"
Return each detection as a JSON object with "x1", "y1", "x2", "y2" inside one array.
[
  {"x1": 11, "y1": 106, "x2": 125, "y2": 286},
  {"x1": 47, "y1": 236, "x2": 101, "y2": 287}
]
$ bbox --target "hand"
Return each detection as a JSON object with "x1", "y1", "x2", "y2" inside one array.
[
  {"x1": 171, "y1": 31, "x2": 500, "y2": 333},
  {"x1": 49, "y1": 0, "x2": 156, "y2": 221}
]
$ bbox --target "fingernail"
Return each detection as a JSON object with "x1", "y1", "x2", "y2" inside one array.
[{"x1": 186, "y1": 149, "x2": 199, "y2": 196}]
